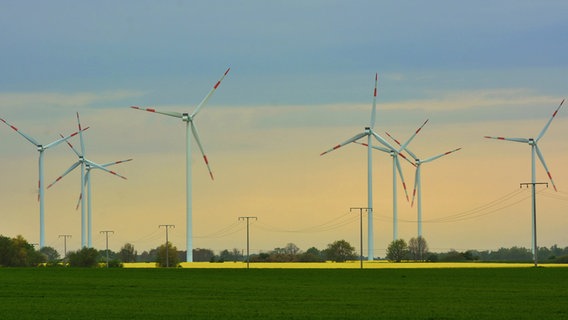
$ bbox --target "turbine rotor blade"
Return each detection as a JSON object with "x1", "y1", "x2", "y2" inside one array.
[
  {"x1": 47, "y1": 161, "x2": 81, "y2": 189},
  {"x1": 385, "y1": 130, "x2": 419, "y2": 165},
  {"x1": 190, "y1": 123, "x2": 214, "y2": 180},
  {"x1": 86, "y1": 160, "x2": 127, "y2": 180},
  {"x1": 397, "y1": 151, "x2": 416, "y2": 166},
  {"x1": 411, "y1": 165, "x2": 419, "y2": 207},
  {"x1": 534, "y1": 145, "x2": 558, "y2": 192},
  {"x1": 320, "y1": 132, "x2": 368, "y2": 156},
  {"x1": 74, "y1": 170, "x2": 90, "y2": 211},
  {"x1": 402, "y1": 146, "x2": 419, "y2": 163},
  {"x1": 191, "y1": 67, "x2": 231, "y2": 118},
  {"x1": 484, "y1": 136, "x2": 529, "y2": 143},
  {"x1": 394, "y1": 156, "x2": 410, "y2": 201},
  {"x1": 44, "y1": 127, "x2": 89, "y2": 150},
  {"x1": 385, "y1": 131, "x2": 402, "y2": 147},
  {"x1": 353, "y1": 141, "x2": 390, "y2": 153},
  {"x1": 75, "y1": 192, "x2": 83, "y2": 211},
  {"x1": 130, "y1": 106, "x2": 183, "y2": 119},
  {"x1": 75, "y1": 112, "x2": 88, "y2": 159},
  {"x1": 58, "y1": 133, "x2": 82, "y2": 157},
  {"x1": 101, "y1": 158, "x2": 133, "y2": 167},
  {"x1": 399, "y1": 119, "x2": 429, "y2": 152},
  {"x1": 0, "y1": 118, "x2": 40, "y2": 146},
  {"x1": 422, "y1": 147, "x2": 462, "y2": 163},
  {"x1": 370, "y1": 130, "x2": 397, "y2": 151},
  {"x1": 536, "y1": 99, "x2": 564, "y2": 142},
  {"x1": 370, "y1": 73, "x2": 378, "y2": 129}
]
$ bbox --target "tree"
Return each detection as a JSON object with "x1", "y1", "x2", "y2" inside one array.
[
  {"x1": 299, "y1": 247, "x2": 325, "y2": 262},
  {"x1": 156, "y1": 242, "x2": 179, "y2": 267},
  {"x1": 219, "y1": 248, "x2": 243, "y2": 262},
  {"x1": 138, "y1": 249, "x2": 157, "y2": 262},
  {"x1": 438, "y1": 250, "x2": 466, "y2": 262},
  {"x1": 408, "y1": 236, "x2": 429, "y2": 261},
  {"x1": 40, "y1": 246, "x2": 60, "y2": 263},
  {"x1": 324, "y1": 240, "x2": 357, "y2": 262},
  {"x1": 0, "y1": 235, "x2": 45, "y2": 267},
  {"x1": 68, "y1": 247, "x2": 100, "y2": 267},
  {"x1": 284, "y1": 243, "x2": 300, "y2": 255},
  {"x1": 193, "y1": 248, "x2": 215, "y2": 262},
  {"x1": 386, "y1": 239, "x2": 409, "y2": 262},
  {"x1": 118, "y1": 243, "x2": 137, "y2": 262}
]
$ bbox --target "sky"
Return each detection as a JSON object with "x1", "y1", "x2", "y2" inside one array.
[{"x1": 1, "y1": 1, "x2": 568, "y2": 257}]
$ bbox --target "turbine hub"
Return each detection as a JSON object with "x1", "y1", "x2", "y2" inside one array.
[{"x1": 182, "y1": 113, "x2": 190, "y2": 122}]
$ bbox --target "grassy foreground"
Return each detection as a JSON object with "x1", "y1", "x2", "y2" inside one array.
[{"x1": 1, "y1": 267, "x2": 567, "y2": 319}]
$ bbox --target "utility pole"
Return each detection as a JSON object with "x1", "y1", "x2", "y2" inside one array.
[
  {"x1": 159, "y1": 224, "x2": 175, "y2": 267},
  {"x1": 238, "y1": 216, "x2": 257, "y2": 269},
  {"x1": 58, "y1": 234, "x2": 72, "y2": 262},
  {"x1": 100, "y1": 230, "x2": 114, "y2": 268},
  {"x1": 520, "y1": 182, "x2": 548, "y2": 267},
  {"x1": 350, "y1": 207, "x2": 369, "y2": 269}
]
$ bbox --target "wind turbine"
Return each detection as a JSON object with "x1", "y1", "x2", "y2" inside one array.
[
  {"x1": 320, "y1": 73, "x2": 396, "y2": 260},
  {"x1": 48, "y1": 130, "x2": 131, "y2": 248},
  {"x1": 355, "y1": 119, "x2": 429, "y2": 241},
  {"x1": 131, "y1": 68, "x2": 230, "y2": 262},
  {"x1": 485, "y1": 99, "x2": 564, "y2": 265},
  {"x1": 390, "y1": 131, "x2": 461, "y2": 239},
  {"x1": 0, "y1": 117, "x2": 86, "y2": 248}
]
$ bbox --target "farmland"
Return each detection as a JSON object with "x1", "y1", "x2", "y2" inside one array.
[{"x1": 1, "y1": 266, "x2": 567, "y2": 319}]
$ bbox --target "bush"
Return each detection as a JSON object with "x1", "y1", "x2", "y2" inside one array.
[
  {"x1": 68, "y1": 247, "x2": 100, "y2": 267},
  {"x1": 386, "y1": 239, "x2": 409, "y2": 262},
  {"x1": 156, "y1": 242, "x2": 179, "y2": 267},
  {"x1": 0, "y1": 235, "x2": 45, "y2": 267},
  {"x1": 554, "y1": 255, "x2": 568, "y2": 263}
]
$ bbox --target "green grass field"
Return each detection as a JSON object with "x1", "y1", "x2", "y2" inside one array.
[{"x1": 1, "y1": 267, "x2": 567, "y2": 319}]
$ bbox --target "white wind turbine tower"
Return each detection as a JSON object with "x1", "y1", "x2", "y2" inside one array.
[
  {"x1": 48, "y1": 129, "x2": 131, "y2": 248},
  {"x1": 355, "y1": 119, "x2": 429, "y2": 241},
  {"x1": 0, "y1": 117, "x2": 86, "y2": 248},
  {"x1": 390, "y1": 131, "x2": 461, "y2": 239},
  {"x1": 131, "y1": 68, "x2": 230, "y2": 262},
  {"x1": 485, "y1": 99, "x2": 564, "y2": 265},
  {"x1": 320, "y1": 74, "x2": 397, "y2": 260}
]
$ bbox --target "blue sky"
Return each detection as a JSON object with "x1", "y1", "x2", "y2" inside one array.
[
  {"x1": 1, "y1": 1, "x2": 568, "y2": 255},
  {"x1": 3, "y1": 1, "x2": 567, "y2": 105}
]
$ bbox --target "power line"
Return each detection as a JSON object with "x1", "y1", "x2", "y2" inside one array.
[
  {"x1": 159, "y1": 224, "x2": 175, "y2": 267},
  {"x1": 100, "y1": 230, "x2": 114, "y2": 268},
  {"x1": 238, "y1": 216, "x2": 257, "y2": 269},
  {"x1": 350, "y1": 207, "x2": 369, "y2": 269},
  {"x1": 194, "y1": 222, "x2": 245, "y2": 239}
]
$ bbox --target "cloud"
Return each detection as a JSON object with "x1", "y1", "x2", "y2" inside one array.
[
  {"x1": 0, "y1": 90, "x2": 146, "y2": 109},
  {"x1": 381, "y1": 88, "x2": 561, "y2": 111}
]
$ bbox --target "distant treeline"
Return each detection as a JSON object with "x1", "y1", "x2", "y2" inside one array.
[
  {"x1": 433, "y1": 246, "x2": 568, "y2": 263},
  {"x1": 1, "y1": 234, "x2": 568, "y2": 267}
]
